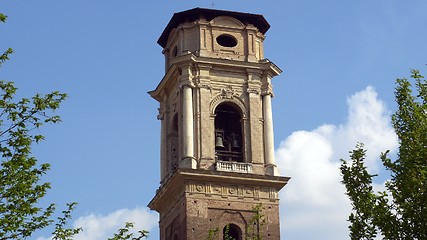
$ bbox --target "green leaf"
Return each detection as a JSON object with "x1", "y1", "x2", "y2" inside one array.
[{"x1": 341, "y1": 69, "x2": 427, "y2": 239}]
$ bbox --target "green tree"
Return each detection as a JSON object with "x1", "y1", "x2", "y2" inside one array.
[
  {"x1": 0, "y1": 12, "x2": 81, "y2": 240},
  {"x1": 341, "y1": 69, "x2": 427, "y2": 239},
  {"x1": 108, "y1": 222, "x2": 148, "y2": 240},
  {"x1": 1, "y1": 12, "x2": 149, "y2": 240}
]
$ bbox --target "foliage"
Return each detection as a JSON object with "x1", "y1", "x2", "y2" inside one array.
[
  {"x1": 222, "y1": 224, "x2": 233, "y2": 240},
  {"x1": 0, "y1": 12, "x2": 81, "y2": 240},
  {"x1": 341, "y1": 69, "x2": 427, "y2": 239},
  {"x1": 0, "y1": 75, "x2": 72, "y2": 240},
  {"x1": 246, "y1": 203, "x2": 265, "y2": 240},
  {"x1": 240, "y1": 203, "x2": 266, "y2": 240},
  {"x1": 108, "y1": 222, "x2": 148, "y2": 240},
  {"x1": 52, "y1": 203, "x2": 82, "y2": 240},
  {"x1": 0, "y1": 48, "x2": 13, "y2": 66},
  {"x1": 0, "y1": 13, "x2": 7, "y2": 23},
  {"x1": 206, "y1": 227, "x2": 219, "y2": 240}
]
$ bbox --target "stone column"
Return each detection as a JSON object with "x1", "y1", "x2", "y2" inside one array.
[
  {"x1": 180, "y1": 67, "x2": 197, "y2": 169},
  {"x1": 262, "y1": 78, "x2": 279, "y2": 176},
  {"x1": 158, "y1": 104, "x2": 166, "y2": 182}
]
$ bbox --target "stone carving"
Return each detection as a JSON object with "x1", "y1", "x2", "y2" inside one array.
[
  {"x1": 213, "y1": 186, "x2": 221, "y2": 194},
  {"x1": 157, "y1": 108, "x2": 164, "y2": 120},
  {"x1": 228, "y1": 186, "x2": 238, "y2": 195},
  {"x1": 185, "y1": 182, "x2": 279, "y2": 200},
  {"x1": 247, "y1": 87, "x2": 260, "y2": 95},
  {"x1": 261, "y1": 89, "x2": 274, "y2": 97},
  {"x1": 196, "y1": 184, "x2": 204, "y2": 192},
  {"x1": 269, "y1": 188, "x2": 278, "y2": 199},
  {"x1": 210, "y1": 90, "x2": 247, "y2": 117},
  {"x1": 221, "y1": 85, "x2": 235, "y2": 99},
  {"x1": 197, "y1": 83, "x2": 211, "y2": 90}
]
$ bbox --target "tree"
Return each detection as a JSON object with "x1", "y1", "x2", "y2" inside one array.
[
  {"x1": 108, "y1": 222, "x2": 149, "y2": 240},
  {"x1": 0, "y1": 12, "x2": 81, "y2": 240},
  {"x1": 341, "y1": 69, "x2": 427, "y2": 239}
]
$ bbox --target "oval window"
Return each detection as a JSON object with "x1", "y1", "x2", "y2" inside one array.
[{"x1": 216, "y1": 34, "x2": 238, "y2": 48}]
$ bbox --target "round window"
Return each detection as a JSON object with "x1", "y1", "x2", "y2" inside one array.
[{"x1": 216, "y1": 34, "x2": 238, "y2": 48}]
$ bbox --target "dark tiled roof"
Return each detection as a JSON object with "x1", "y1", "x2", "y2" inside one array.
[{"x1": 158, "y1": 8, "x2": 270, "y2": 48}]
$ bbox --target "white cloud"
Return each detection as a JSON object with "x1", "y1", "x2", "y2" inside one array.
[
  {"x1": 37, "y1": 206, "x2": 158, "y2": 240},
  {"x1": 276, "y1": 86, "x2": 398, "y2": 240},
  {"x1": 73, "y1": 207, "x2": 158, "y2": 240}
]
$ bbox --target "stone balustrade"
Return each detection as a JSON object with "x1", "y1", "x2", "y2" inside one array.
[{"x1": 216, "y1": 160, "x2": 253, "y2": 173}]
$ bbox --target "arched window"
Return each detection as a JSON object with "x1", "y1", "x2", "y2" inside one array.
[
  {"x1": 223, "y1": 224, "x2": 242, "y2": 240},
  {"x1": 214, "y1": 103, "x2": 243, "y2": 162}
]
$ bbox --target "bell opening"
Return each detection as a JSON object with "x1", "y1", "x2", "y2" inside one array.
[{"x1": 214, "y1": 103, "x2": 243, "y2": 162}]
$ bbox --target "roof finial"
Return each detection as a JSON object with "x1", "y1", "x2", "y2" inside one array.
[{"x1": 211, "y1": 0, "x2": 215, "y2": 9}]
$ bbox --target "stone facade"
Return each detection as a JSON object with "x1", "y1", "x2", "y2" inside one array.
[
  {"x1": 149, "y1": 8, "x2": 289, "y2": 240},
  {"x1": 149, "y1": 169, "x2": 285, "y2": 240}
]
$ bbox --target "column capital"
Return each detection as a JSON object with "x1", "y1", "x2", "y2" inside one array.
[
  {"x1": 179, "y1": 65, "x2": 195, "y2": 89},
  {"x1": 261, "y1": 73, "x2": 274, "y2": 97},
  {"x1": 179, "y1": 81, "x2": 195, "y2": 89},
  {"x1": 261, "y1": 88, "x2": 274, "y2": 97},
  {"x1": 247, "y1": 88, "x2": 261, "y2": 95}
]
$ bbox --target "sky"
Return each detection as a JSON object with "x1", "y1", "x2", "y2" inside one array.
[{"x1": 1, "y1": 0, "x2": 427, "y2": 239}]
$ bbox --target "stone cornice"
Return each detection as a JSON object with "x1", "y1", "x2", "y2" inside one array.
[
  {"x1": 148, "y1": 168, "x2": 290, "y2": 213},
  {"x1": 149, "y1": 53, "x2": 282, "y2": 103}
]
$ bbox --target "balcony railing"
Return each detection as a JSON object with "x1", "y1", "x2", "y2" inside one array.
[{"x1": 216, "y1": 160, "x2": 253, "y2": 173}]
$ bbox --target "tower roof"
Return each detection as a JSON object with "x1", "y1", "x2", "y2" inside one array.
[{"x1": 158, "y1": 8, "x2": 270, "y2": 48}]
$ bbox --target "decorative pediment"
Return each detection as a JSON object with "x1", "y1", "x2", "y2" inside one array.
[
  {"x1": 210, "y1": 16, "x2": 244, "y2": 28},
  {"x1": 210, "y1": 86, "x2": 247, "y2": 117}
]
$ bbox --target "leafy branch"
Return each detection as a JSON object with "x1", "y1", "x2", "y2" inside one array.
[{"x1": 108, "y1": 222, "x2": 149, "y2": 240}]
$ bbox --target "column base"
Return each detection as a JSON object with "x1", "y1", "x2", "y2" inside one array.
[
  {"x1": 179, "y1": 157, "x2": 197, "y2": 169},
  {"x1": 265, "y1": 164, "x2": 279, "y2": 176}
]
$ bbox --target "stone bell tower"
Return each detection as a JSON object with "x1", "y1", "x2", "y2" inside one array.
[{"x1": 148, "y1": 8, "x2": 289, "y2": 240}]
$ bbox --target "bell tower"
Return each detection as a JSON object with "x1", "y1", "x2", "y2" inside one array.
[{"x1": 148, "y1": 8, "x2": 289, "y2": 240}]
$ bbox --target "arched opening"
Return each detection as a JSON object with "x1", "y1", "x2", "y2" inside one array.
[
  {"x1": 214, "y1": 103, "x2": 243, "y2": 162},
  {"x1": 223, "y1": 224, "x2": 242, "y2": 240}
]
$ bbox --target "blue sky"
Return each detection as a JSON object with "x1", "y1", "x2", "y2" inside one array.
[{"x1": 1, "y1": 1, "x2": 427, "y2": 239}]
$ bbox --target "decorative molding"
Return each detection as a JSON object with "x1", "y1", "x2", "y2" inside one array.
[
  {"x1": 210, "y1": 88, "x2": 247, "y2": 117},
  {"x1": 261, "y1": 89, "x2": 274, "y2": 97},
  {"x1": 247, "y1": 87, "x2": 260, "y2": 95},
  {"x1": 157, "y1": 108, "x2": 164, "y2": 120},
  {"x1": 179, "y1": 80, "x2": 195, "y2": 89},
  {"x1": 210, "y1": 16, "x2": 245, "y2": 28},
  {"x1": 269, "y1": 188, "x2": 278, "y2": 200},
  {"x1": 186, "y1": 182, "x2": 279, "y2": 200},
  {"x1": 197, "y1": 83, "x2": 212, "y2": 91},
  {"x1": 221, "y1": 85, "x2": 235, "y2": 99}
]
